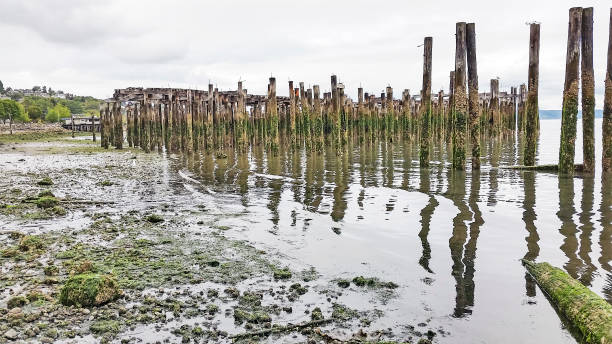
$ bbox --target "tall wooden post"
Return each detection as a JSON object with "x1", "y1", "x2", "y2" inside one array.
[
  {"x1": 126, "y1": 107, "x2": 132, "y2": 147},
  {"x1": 604, "y1": 8, "x2": 612, "y2": 172},
  {"x1": 446, "y1": 71, "x2": 455, "y2": 142},
  {"x1": 524, "y1": 23, "x2": 541, "y2": 166},
  {"x1": 420, "y1": 36, "x2": 433, "y2": 167},
  {"x1": 91, "y1": 113, "x2": 96, "y2": 142},
  {"x1": 581, "y1": 7, "x2": 595, "y2": 173},
  {"x1": 100, "y1": 105, "x2": 106, "y2": 148},
  {"x1": 466, "y1": 23, "x2": 480, "y2": 169},
  {"x1": 490, "y1": 79, "x2": 500, "y2": 134},
  {"x1": 453, "y1": 23, "x2": 468, "y2": 170},
  {"x1": 559, "y1": 7, "x2": 582, "y2": 174},
  {"x1": 71, "y1": 113, "x2": 75, "y2": 138},
  {"x1": 331, "y1": 75, "x2": 338, "y2": 121},
  {"x1": 114, "y1": 101, "x2": 123, "y2": 149}
]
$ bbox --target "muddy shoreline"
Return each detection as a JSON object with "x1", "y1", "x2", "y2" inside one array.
[{"x1": 0, "y1": 131, "x2": 440, "y2": 344}]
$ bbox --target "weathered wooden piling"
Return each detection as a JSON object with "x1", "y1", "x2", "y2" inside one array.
[
  {"x1": 581, "y1": 7, "x2": 595, "y2": 173},
  {"x1": 453, "y1": 22, "x2": 468, "y2": 170},
  {"x1": 524, "y1": 23, "x2": 541, "y2": 166},
  {"x1": 466, "y1": 23, "x2": 480, "y2": 169},
  {"x1": 559, "y1": 7, "x2": 582, "y2": 175},
  {"x1": 91, "y1": 113, "x2": 96, "y2": 142},
  {"x1": 490, "y1": 79, "x2": 500, "y2": 134},
  {"x1": 419, "y1": 36, "x2": 433, "y2": 167},
  {"x1": 113, "y1": 101, "x2": 123, "y2": 149},
  {"x1": 605, "y1": 8, "x2": 612, "y2": 172},
  {"x1": 100, "y1": 106, "x2": 106, "y2": 148}
]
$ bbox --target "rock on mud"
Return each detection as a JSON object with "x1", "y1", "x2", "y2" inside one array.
[{"x1": 59, "y1": 273, "x2": 121, "y2": 307}]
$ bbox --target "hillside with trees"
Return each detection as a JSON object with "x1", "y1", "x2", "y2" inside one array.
[{"x1": 0, "y1": 80, "x2": 102, "y2": 123}]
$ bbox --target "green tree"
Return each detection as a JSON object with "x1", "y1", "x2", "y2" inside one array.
[
  {"x1": 27, "y1": 104, "x2": 43, "y2": 121},
  {"x1": 10, "y1": 92, "x2": 22, "y2": 101},
  {"x1": 62, "y1": 100, "x2": 84, "y2": 114},
  {"x1": 46, "y1": 104, "x2": 70, "y2": 122},
  {"x1": 0, "y1": 99, "x2": 28, "y2": 123},
  {"x1": 0, "y1": 80, "x2": 4, "y2": 93}
]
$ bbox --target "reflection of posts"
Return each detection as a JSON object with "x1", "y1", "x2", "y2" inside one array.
[
  {"x1": 463, "y1": 169, "x2": 483, "y2": 309},
  {"x1": 418, "y1": 169, "x2": 437, "y2": 273},
  {"x1": 522, "y1": 171, "x2": 539, "y2": 296},
  {"x1": 447, "y1": 169, "x2": 470, "y2": 317},
  {"x1": 578, "y1": 177, "x2": 596, "y2": 285},
  {"x1": 558, "y1": 176, "x2": 580, "y2": 279},
  {"x1": 600, "y1": 176, "x2": 612, "y2": 302}
]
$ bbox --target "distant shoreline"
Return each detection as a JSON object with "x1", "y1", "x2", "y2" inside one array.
[{"x1": 539, "y1": 109, "x2": 603, "y2": 119}]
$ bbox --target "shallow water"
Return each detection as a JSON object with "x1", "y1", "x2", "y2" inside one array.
[{"x1": 165, "y1": 118, "x2": 610, "y2": 343}]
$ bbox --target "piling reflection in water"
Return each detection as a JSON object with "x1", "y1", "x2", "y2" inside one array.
[
  {"x1": 522, "y1": 171, "x2": 539, "y2": 297},
  {"x1": 172, "y1": 121, "x2": 612, "y2": 325}
]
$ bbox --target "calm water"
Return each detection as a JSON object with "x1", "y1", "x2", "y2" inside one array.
[{"x1": 170, "y1": 118, "x2": 609, "y2": 343}]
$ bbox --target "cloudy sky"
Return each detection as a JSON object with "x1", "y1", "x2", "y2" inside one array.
[{"x1": 0, "y1": 0, "x2": 609, "y2": 109}]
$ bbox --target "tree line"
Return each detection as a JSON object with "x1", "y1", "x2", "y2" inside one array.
[{"x1": 0, "y1": 80, "x2": 102, "y2": 124}]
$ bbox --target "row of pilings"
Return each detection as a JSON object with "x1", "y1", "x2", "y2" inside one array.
[{"x1": 100, "y1": 7, "x2": 612, "y2": 174}]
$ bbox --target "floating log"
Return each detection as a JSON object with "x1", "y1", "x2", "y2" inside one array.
[
  {"x1": 523, "y1": 260, "x2": 612, "y2": 344},
  {"x1": 503, "y1": 164, "x2": 584, "y2": 173}
]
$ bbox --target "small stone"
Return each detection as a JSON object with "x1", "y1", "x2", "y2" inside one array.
[{"x1": 4, "y1": 329, "x2": 18, "y2": 340}]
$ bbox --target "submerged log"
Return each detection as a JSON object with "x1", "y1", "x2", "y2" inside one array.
[{"x1": 522, "y1": 260, "x2": 612, "y2": 344}]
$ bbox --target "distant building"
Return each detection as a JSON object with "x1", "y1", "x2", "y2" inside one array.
[{"x1": 61, "y1": 116, "x2": 100, "y2": 132}]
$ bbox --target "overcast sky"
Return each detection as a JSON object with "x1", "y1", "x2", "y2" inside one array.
[{"x1": 0, "y1": 0, "x2": 609, "y2": 109}]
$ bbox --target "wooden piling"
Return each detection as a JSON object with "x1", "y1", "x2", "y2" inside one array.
[
  {"x1": 420, "y1": 37, "x2": 433, "y2": 167},
  {"x1": 581, "y1": 7, "x2": 595, "y2": 173},
  {"x1": 453, "y1": 22, "x2": 468, "y2": 170},
  {"x1": 466, "y1": 23, "x2": 480, "y2": 169},
  {"x1": 604, "y1": 8, "x2": 612, "y2": 172},
  {"x1": 524, "y1": 23, "x2": 541, "y2": 166},
  {"x1": 559, "y1": 7, "x2": 582, "y2": 175},
  {"x1": 114, "y1": 101, "x2": 123, "y2": 149},
  {"x1": 91, "y1": 113, "x2": 96, "y2": 142}
]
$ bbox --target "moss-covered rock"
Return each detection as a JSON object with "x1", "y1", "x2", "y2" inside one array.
[
  {"x1": 36, "y1": 177, "x2": 53, "y2": 186},
  {"x1": 90, "y1": 320, "x2": 120, "y2": 334},
  {"x1": 37, "y1": 190, "x2": 55, "y2": 198},
  {"x1": 352, "y1": 276, "x2": 377, "y2": 287},
  {"x1": 7, "y1": 296, "x2": 27, "y2": 309},
  {"x1": 311, "y1": 307, "x2": 324, "y2": 321},
  {"x1": 59, "y1": 273, "x2": 121, "y2": 307},
  {"x1": 233, "y1": 309, "x2": 271, "y2": 324},
  {"x1": 146, "y1": 214, "x2": 164, "y2": 223},
  {"x1": 18, "y1": 235, "x2": 45, "y2": 251},
  {"x1": 34, "y1": 196, "x2": 58, "y2": 209},
  {"x1": 523, "y1": 260, "x2": 612, "y2": 344},
  {"x1": 273, "y1": 267, "x2": 291, "y2": 280}
]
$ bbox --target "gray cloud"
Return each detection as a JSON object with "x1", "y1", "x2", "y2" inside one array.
[{"x1": 0, "y1": 0, "x2": 610, "y2": 109}]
